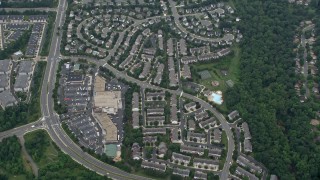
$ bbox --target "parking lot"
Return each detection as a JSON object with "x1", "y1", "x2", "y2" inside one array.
[
  {"x1": 104, "y1": 78, "x2": 128, "y2": 143},
  {"x1": 59, "y1": 62, "x2": 105, "y2": 153}
]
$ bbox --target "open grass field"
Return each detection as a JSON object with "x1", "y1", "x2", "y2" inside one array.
[
  {"x1": 190, "y1": 46, "x2": 241, "y2": 111},
  {"x1": 24, "y1": 130, "x2": 59, "y2": 167},
  {"x1": 191, "y1": 46, "x2": 241, "y2": 93},
  {"x1": 219, "y1": 131, "x2": 228, "y2": 170}
]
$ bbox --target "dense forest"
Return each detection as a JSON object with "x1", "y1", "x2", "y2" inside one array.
[
  {"x1": 225, "y1": 0, "x2": 320, "y2": 179},
  {"x1": 0, "y1": 136, "x2": 33, "y2": 179},
  {"x1": 0, "y1": 136, "x2": 24, "y2": 175}
]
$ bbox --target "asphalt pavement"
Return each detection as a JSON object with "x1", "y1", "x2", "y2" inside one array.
[
  {"x1": 0, "y1": 1, "x2": 235, "y2": 179},
  {"x1": 38, "y1": 0, "x2": 152, "y2": 179},
  {"x1": 66, "y1": 55, "x2": 235, "y2": 179}
]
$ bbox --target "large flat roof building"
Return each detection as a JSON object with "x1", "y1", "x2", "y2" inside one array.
[
  {"x1": 94, "y1": 75, "x2": 106, "y2": 92},
  {"x1": 94, "y1": 91, "x2": 122, "y2": 114},
  {"x1": 93, "y1": 112, "x2": 118, "y2": 143},
  {"x1": 94, "y1": 76, "x2": 122, "y2": 114}
]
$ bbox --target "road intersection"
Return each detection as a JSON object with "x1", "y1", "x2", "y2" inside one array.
[{"x1": 0, "y1": 1, "x2": 235, "y2": 179}]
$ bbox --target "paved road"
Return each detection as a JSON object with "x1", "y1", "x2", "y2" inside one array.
[
  {"x1": 67, "y1": 55, "x2": 235, "y2": 179},
  {"x1": 1, "y1": 0, "x2": 234, "y2": 178},
  {"x1": 168, "y1": 0, "x2": 234, "y2": 43},
  {"x1": 0, "y1": 120, "x2": 44, "y2": 142},
  {"x1": 76, "y1": 15, "x2": 163, "y2": 61},
  {"x1": 76, "y1": 17, "x2": 106, "y2": 52},
  {"x1": 0, "y1": 8, "x2": 56, "y2": 12},
  {"x1": 38, "y1": 0, "x2": 152, "y2": 179}
]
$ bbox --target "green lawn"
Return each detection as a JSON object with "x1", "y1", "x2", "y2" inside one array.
[
  {"x1": 24, "y1": 130, "x2": 59, "y2": 167},
  {"x1": 191, "y1": 46, "x2": 241, "y2": 111},
  {"x1": 219, "y1": 131, "x2": 228, "y2": 170},
  {"x1": 38, "y1": 139, "x2": 59, "y2": 167},
  {"x1": 192, "y1": 46, "x2": 240, "y2": 93}
]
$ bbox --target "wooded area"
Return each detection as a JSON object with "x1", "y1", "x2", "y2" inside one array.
[
  {"x1": 24, "y1": 130, "x2": 109, "y2": 180},
  {"x1": 0, "y1": 136, "x2": 25, "y2": 175},
  {"x1": 225, "y1": 0, "x2": 320, "y2": 179},
  {"x1": 0, "y1": 30, "x2": 31, "y2": 60},
  {"x1": 0, "y1": 62, "x2": 46, "y2": 132}
]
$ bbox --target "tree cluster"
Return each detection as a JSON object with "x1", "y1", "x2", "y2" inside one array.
[
  {"x1": 225, "y1": 0, "x2": 320, "y2": 179},
  {"x1": 0, "y1": 62, "x2": 46, "y2": 132}
]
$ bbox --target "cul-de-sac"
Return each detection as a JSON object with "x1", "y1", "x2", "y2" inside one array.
[{"x1": 0, "y1": 0, "x2": 319, "y2": 180}]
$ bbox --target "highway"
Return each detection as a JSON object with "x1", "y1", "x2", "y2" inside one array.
[
  {"x1": 38, "y1": 0, "x2": 152, "y2": 179},
  {"x1": 101, "y1": 60, "x2": 235, "y2": 180},
  {"x1": 67, "y1": 55, "x2": 235, "y2": 179},
  {"x1": 0, "y1": 0, "x2": 234, "y2": 179}
]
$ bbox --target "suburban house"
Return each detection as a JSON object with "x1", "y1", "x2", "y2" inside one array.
[
  {"x1": 131, "y1": 143, "x2": 141, "y2": 160},
  {"x1": 141, "y1": 160, "x2": 166, "y2": 172},
  {"x1": 14, "y1": 74, "x2": 31, "y2": 92},
  {"x1": 0, "y1": 90, "x2": 17, "y2": 109},
  {"x1": 236, "y1": 155, "x2": 263, "y2": 174},
  {"x1": 18, "y1": 61, "x2": 34, "y2": 75},
  {"x1": 171, "y1": 152, "x2": 191, "y2": 165},
  {"x1": 173, "y1": 168, "x2": 190, "y2": 178},
  {"x1": 143, "y1": 136, "x2": 157, "y2": 146},
  {"x1": 187, "y1": 131, "x2": 206, "y2": 143},
  {"x1": 143, "y1": 127, "x2": 166, "y2": 135},
  {"x1": 171, "y1": 128, "x2": 182, "y2": 143},
  {"x1": 180, "y1": 145, "x2": 205, "y2": 155},
  {"x1": 199, "y1": 117, "x2": 216, "y2": 129},
  {"x1": 0, "y1": 60, "x2": 12, "y2": 75},
  {"x1": 132, "y1": 92, "x2": 140, "y2": 129},
  {"x1": 0, "y1": 75, "x2": 9, "y2": 91},
  {"x1": 228, "y1": 110, "x2": 239, "y2": 121},
  {"x1": 193, "y1": 158, "x2": 219, "y2": 171},
  {"x1": 184, "y1": 102, "x2": 197, "y2": 112},
  {"x1": 194, "y1": 171, "x2": 207, "y2": 180},
  {"x1": 208, "y1": 147, "x2": 222, "y2": 159},
  {"x1": 235, "y1": 166, "x2": 259, "y2": 180}
]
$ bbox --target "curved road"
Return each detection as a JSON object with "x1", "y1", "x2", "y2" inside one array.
[
  {"x1": 1, "y1": 0, "x2": 234, "y2": 179},
  {"x1": 168, "y1": 0, "x2": 234, "y2": 43},
  {"x1": 39, "y1": 0, "x2": 151, "y2": 179},
  {"x1": 66, "y1": 55, "x2": 235, "y2": 180}
]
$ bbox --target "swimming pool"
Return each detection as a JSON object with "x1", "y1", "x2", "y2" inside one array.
[{"x1": 209, "y1": 91, "x2": 223, "y2": 105}]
